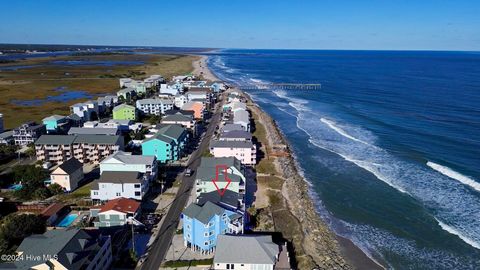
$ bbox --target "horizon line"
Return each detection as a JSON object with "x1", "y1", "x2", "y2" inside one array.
[{"x1": 0, "y1": 42, "x2": 479, "y2": 53}]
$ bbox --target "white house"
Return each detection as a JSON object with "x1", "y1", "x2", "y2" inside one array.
[
  {"x1": 233, "y1": 110, "x2": 250, "y2": 132},
  {"x1": 136, "y1": 98, "x2": 174, "y2": 115},
  {"x1": 174, "y1": 94, "x2": 189, "y2": 108},
  {"x1": 213, "y1": 235, "x2": 291, "y2": 270},
  {"x1": 90, "y1": 171, "x2": 149, "y2": 201},
  {"x1": 70, "y1": 100, "x2": 99, "y2": 121},
  {"x1": 100, "y1": 151, "x2": 158, "y2": 182}
]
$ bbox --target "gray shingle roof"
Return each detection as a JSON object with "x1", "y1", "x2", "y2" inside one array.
[
  {"x1": 233, "y1": 110, "x2": 249, "y2": 123},
  {"x1": 182, "y1": 201, "x2": 225, "y2": 224},
  {"x1": 157, "y1": 124, "x2": 186, "y2": 140},
  {"x1": 35, "y1": 135, "x2": 76, "y2": 145},
  {"x1": 68, "y1": 127, "x2": 119, "y2": 136},
  {"x1": 102, "y1": 151, "x2": 155, "y2": 165},
  {"x1": 97, "y1": 171, "x2": 142, "y2": 184},
  {"x1": 73, "y1": 134, "x2": 122, "y2": 145},
  {"x1": 222, "y1": 124, "x2": 244, "y2": 132},
  {"x1": 219, "y1": 130, "x2": 252, "y2": 140},
  {"x1": 9, "y1": 229, "x2": 101, "y2": 270},
  {"x1": 0, "y1": 130, "x2": 14, "y2": 139},
  {"x1": 57, "y1": 158, "x2": 82, "y2": 174},
  {"x1": 200, "y1": 157, "x2": 241, "y2": 170},
  {"x1": 214, "y1": 235, "x2": 278, "y2": 265},
  {"x1": 197, "y1": 189, "x2": 240, "y2": 209},
  {"x1": 161, "y1": 114, "x2": 192, "y2": 122}
]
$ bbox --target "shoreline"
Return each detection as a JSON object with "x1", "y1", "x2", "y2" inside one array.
[{"x1": 193, "y1": 55, "x2": 385, "y2": 269}]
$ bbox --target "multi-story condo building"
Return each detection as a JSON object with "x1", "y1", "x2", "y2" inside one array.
[
  {"x1": 90, "y1": 171, "x2": 149, "y2": 201},
  {"x1": 136, "y1": 98, "x2": 174, "y2": 116},
  {"x1": 209, "y1": 140, "x2": 257, "y2": 166},
  {"x1": 13, "y1": 121, "x2": 46, "y2": 146},
  {"x1": 35, "y1": 134, "x2": 124, "y2": 165},
  {"x1": 100, "y1": 151, "x2": 157, "y2": 182}
]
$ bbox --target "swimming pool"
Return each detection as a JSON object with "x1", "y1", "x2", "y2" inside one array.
[
  {"x1": 8, "y1": 184, "x2": 22, "y2": 191},
  {"x1": 56, "y1": 214, "x2": 78, "y2": 227}
]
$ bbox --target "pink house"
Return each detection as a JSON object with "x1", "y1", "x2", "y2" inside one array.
[{"x1": 209, "y1": 140, "x2": 257, "y2": 166}]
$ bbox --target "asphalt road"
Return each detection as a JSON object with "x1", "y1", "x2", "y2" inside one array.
[{"x1": 140, "y1": 99, "x2": 223, "y2": 270}]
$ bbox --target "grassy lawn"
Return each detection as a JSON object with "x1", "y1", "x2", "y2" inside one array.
[
  {"x1": 0, "y1": 54, "x2": 197, "y2": 128},
  {"x1": 58, "y1": 182, "x2": 92, "y2": 203}
]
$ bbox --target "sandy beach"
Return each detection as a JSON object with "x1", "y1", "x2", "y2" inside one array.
[{"x1": 192, "y1": 55, "x2": 384, "y2": 269}]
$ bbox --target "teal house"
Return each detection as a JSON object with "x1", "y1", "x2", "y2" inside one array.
[
  {"x1": 142, "y1": 124, "x2": 188, "y2": 163},
  {"x1": 42, "y1": 115, "x2": 69, "y2": 134}
]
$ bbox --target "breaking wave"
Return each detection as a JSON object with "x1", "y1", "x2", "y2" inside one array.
[{"x1": 427, "y1": 161, "x2": 480, "y2": 192}]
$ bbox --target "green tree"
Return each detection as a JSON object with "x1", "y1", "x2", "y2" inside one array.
[
  {"x1": 48, "y1": 183, "x2": 64, "y2": 195},
  {"x1": 0, "y1": 214, "x2": 46, "y2": 255}
]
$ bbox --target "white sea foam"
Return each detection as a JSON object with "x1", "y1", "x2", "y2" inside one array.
[
  {"x1": 276, "y1": 92, "x2": 480, "y2": 252},
  {"x1": 320, "y1": 118, "x2": 375, "y2": 147},
  {"x1": 427, "y1": 161, "x2": 480, "y2": 192},
  {"x1": 435, "y1": 218, "x2": 480, "y2": 250}
]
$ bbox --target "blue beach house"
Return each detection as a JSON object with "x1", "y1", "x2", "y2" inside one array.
[
  {"x1": 42, "y1": 115, "x2": 69, "y2": 134},
  {"x1": 182, "y1": 201, "x2": 243, "y2": 254},
  {"x1": 141, "y1": 124, "x2": 188, "y2": 163}
]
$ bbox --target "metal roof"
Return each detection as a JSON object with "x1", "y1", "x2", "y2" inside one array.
[{"x1": 214, "y1": 235, "x2": 278, "y2": 265}]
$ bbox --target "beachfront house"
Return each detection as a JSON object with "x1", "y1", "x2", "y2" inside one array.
[
  {"x1": 141, "y1": 124, "x2": 188, "y2": 162},
  {"x1": 136, "y1": 98, "x2": 174, "y2": 116},
  {"x1": 181, "y1": 101, "x2": 205, "y2": 120},
  {"x1": 213, "y1": 235, "x2": 291, "y2": 270},
  {"x1": 159, "y1": 84, "x2": 180, "y2": 95},
  {"x1": 209, "y1": 140, "x2": 257, "y2": 166},
  {"x1": 50, "y1": 158, "x2": 84, "y2": 192},
  {"x1": 42, "y1": 115, "x2": 70, "y2": 134},
  {"x1": 70, "y1": 100, "x2": 99, "y2": 121},
  {"x1": 90, "y1": 171, "x2": 149, "y2": 201},
  {"x1": 13, "y1": 121, "x2": 46, "y2": 146},
  {"x1": 113, "y1": 104, "x2": 137, "y2": 121},
  {"x1": 233, "y1": 110, "x2": 250, "y2": 132},
  {"x1": 218, "y1": 130, "x2": 252, "y2": 142},
  {"x1": 221, "y1": 124, "x2": 244, "y2": 133},
  {"x1": 195, "y1": 157, "x2": 246, "y2": 196},
  {"x1": 182, "y1": 201, "x2": 244, "y2": 254},
  {"x1": 0, "y1": 229, "x2": 113, "y2": 270},
  {"x1": 90, "y1": 197, "x2": 141, "y2": 228},
  {"x1": 100, "y1": 151, "x2": 157, "y2": 182}
]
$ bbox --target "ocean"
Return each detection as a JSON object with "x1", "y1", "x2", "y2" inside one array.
[{"x1": 207, "y1": 50, "x2": 480, "y2": 269}]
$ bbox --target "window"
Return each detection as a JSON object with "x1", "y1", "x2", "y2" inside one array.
[
  {"x1": 116, "y1": 192, "x2": 121, "y2": 196},
  {"x1": 204, "y1": 241, "x2": 209, "y2": 246},
  {"x1": 93, "y1": 191, "x2": 98, "y2": 195},
  {"x1": 134, "y1": 184, "x2": 141, "y2": 188},
  {"x1": 104, "y1": 214, "x2": 109, "y2": 220},
  {"x1": 135, "y1": 191, "x2": 141, "y2": 196}
]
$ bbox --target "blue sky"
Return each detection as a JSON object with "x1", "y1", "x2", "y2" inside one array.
[{"x1": 1, "y1": 0, "x2": 479, "y2": 50}]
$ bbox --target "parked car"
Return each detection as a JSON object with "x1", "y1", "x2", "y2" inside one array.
[{"x1": 184, "y1": 168, "x2": 193, "y2": 177}]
